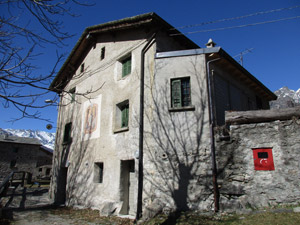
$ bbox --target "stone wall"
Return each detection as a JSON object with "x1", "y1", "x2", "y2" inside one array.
[
  {"x1": 216, "y1": 117, "x2": 300, "y2": 211},
  {"x1": 0, "y1": 143, "x2": 52, "y2": 180}
]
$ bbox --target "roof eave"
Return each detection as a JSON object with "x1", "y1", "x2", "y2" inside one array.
[{"x1": 49, "y1": 13, "x2": 198, "y2": 92}]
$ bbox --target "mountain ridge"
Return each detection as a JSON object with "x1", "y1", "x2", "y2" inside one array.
[{"x1": 0, "y1": 128, "x2": 55, "y2": 150}]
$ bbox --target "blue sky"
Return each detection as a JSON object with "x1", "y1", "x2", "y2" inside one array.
[{"x1": 1, "y1": 0, "x2": 299, "y2": 131}]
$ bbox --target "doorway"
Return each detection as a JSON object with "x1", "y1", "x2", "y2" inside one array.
[{"x1": 119, "y1": 160, "x2": 135, "y2": 215}]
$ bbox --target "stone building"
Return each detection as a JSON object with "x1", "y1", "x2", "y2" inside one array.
[
  {"x1": 0, "y1": 135, "x2": 53, "y2": 181},
  {"x1": 49, "y1": 13, "x2": 277, "y2": 218}
]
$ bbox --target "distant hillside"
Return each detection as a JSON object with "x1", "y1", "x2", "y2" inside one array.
[
  {"x1": 0, "y1": 128, "x2": 55, "y2": 150},
  {"x1": 270, "y1": 86, "x2": 300, "y2": 109}
]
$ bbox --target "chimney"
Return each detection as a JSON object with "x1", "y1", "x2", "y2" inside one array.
[{"x1": 206, "y1": 38, "x2": 216, "y2": 48}]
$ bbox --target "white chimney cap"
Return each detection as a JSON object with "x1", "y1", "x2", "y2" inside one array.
[{"x1": 206, "y1": 38, "x2": 216, "y2": 48}]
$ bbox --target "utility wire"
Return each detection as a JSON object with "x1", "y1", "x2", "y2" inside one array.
[
  {"x1": 170, "y1": 15, "x2": 300, "y2": 36},
  {"x1": 172, "y1": 5, "x2": 300, "y2": 30}
]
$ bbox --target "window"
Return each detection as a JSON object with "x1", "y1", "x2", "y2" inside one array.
[
  {"x1": 121, "y1": 104, "x2": 129, "y2": 128},
  {"x1": 101, "y1": 47, "x2": 105, "y2": 60},
  {"x1": 63, "y1": 122, "x2": 72, "y2": 144},
  {"x1": 115, "y1": 100, "x2": 129, "y2": 132},
  {"x1": 94, "y1": 162, "x2": 103, "y2": 183},
  {"x1": 69, "y1": 88, "x2": 76, "y2": 103},
  {"x1": 80, "y1": 63, "x2": 85, "y2": 73},
  {"x1": 122, "y1": 56, "x2": 131, "y2": 77},
  {"x1": 171, "y1": 77, "x2": 191, "y2": 108}
]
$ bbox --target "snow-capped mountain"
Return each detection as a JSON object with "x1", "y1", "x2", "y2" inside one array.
[
  {"x1": 270, "y1": 86, "x2": 300, "y2": 109},
  {"x1": 0, "y1": 128, "x2": 55, "y2": 150}
]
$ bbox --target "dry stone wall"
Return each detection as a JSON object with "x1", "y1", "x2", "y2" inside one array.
[{"x1": 216, "y1": 118, "x2": 300, "y2": 211}]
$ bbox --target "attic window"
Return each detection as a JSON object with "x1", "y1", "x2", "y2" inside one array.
[
  {"x1": 80, "y1": 63, "x2": 85, "y2": 73},
  {"x1": 101, "y1": 47, "x2": 105, "y2": 60},
  {"x1": 69, "y1": 87, "x2": 76, "y2": 103}
]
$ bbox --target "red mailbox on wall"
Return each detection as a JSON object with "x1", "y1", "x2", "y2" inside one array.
[{"x1": 252, "y1": 148, "x2": 275, "y2": 171}]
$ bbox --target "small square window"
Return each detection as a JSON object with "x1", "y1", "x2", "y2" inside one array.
[
  {"x1": 80, "y1": 63, "x2": 85, "y2": 73},
  {"x1": 94, "y1": 162, "x2": 103, "y2": 183},
  {"x1": 101, "y1": 47, "x2": 105, "y2": 60},
  {"x1": 63, "y1": 122, "x2": 72, "y2": 144},
  {"x1": 69, "y1": 88, "x2": 76, "y2": 103},
  {"x1": 171, "y1": 77, "x2": 191, "y2": 108},
  {"x1": 122, "y1": 56, "x2": 131, "y2": 77}
]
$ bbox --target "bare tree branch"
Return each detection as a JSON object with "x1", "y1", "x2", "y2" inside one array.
[{"x1": 0, "y1": 0, "x2": 95, "y2": 122}]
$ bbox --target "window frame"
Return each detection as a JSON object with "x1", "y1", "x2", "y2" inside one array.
[
  {"x1": 169, "y1": 77, "x2": 195, "y2": 112},
  {"x1": 63, "y1": 122, "x2": 72, "y2": 144},
  {"x1": 121, "y1": 55, "x2": 131, "y2": 77},
  {"x1": 94, "y1": 162, "x2": 104, "y2": 183},
  {"x1": 114, "y1": 100, "x2": 129, "y2": 133},
  {"x1": 69, "y1": 87, "x2": 76, "y2": 103}
]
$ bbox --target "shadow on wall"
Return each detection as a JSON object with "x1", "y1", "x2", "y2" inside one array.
[
  {"x1": 51, "y1": 100, "x2": 97, "y2": 208},
  {"x1": 142, "y1": 56, "x2": 215, "y2": 220}
]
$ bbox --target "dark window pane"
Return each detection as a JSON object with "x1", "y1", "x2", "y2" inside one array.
[{"x1": 258, "y1": 152, "x2": 268, "y2": 158}]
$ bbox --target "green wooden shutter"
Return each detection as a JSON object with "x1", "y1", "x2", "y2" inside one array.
[
  {"x1": 121, "y1": 105, "x2": 129, "y2": 127},
  {"x1": 122, "y1": 57, "x2": 131, "y2": 77},
  {"x1": 171, "y1": 79, "x2": 182, "y2": 107}
]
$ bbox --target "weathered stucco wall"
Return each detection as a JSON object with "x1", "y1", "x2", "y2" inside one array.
[
  {"x1": 216, "y1": 118, "x2": 300, "y2": 211},
  {"x1": 142, "y1": 53, "x2": 215, "y2": 217},
  {"x1": 49, "y1": 27, "x2": 196, "y2": 216}
]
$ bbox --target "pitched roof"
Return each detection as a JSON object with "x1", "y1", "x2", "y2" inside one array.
[
  {"x1": 0, "y1": 135, "x2": 41, "y2": 145},
  {"x1": 49, "y1": 12, "x2": 199, "y2": 92}
]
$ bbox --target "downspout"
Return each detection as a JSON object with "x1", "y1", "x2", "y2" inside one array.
[
  {"x1": 137, "y1": 33, "x2": 156, "y2": 220},
  {"x1": 206, "y1": 57, "x2": 221, "y2": 212}
]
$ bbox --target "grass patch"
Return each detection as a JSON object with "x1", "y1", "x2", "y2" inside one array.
[{"x1": 143, "y1": 210, "x2": 300, "y2": 225}]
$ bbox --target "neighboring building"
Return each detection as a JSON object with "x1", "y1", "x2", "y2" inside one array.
[
  {"x1": 0, "y1": 135, "x2": 53, "y2": 181},
  {"x1": 49, "y1": 13, "x2": 276, "y2": 218}
]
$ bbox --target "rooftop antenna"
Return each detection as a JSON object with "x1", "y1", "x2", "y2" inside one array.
[{"x1": 233, "y1": 48, "x2": 254, "y2": 66}]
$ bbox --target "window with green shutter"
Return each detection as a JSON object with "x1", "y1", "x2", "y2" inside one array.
[
  {"x1": 114, "y1": 100, "x2": 129, "y2": 133},
  {"x1": 122, "y1": 56, "x2": 131, "y2": 77},
  {"x1": 171, "y1": 77, "x2": 191, "y2": 108},
  {"x1": 121, "y1": 104, "x2": 129, "y2": 128}
]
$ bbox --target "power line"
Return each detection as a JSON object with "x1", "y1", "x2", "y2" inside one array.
[
  {"x1": 172, "y1": 5, "x2": 300, "y2": 30},
  {"x1": 170, "y1": 15, "x2": 300, "y2": 36}
]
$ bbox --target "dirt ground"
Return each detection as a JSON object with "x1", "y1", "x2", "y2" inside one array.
[{"x1": 0, "y1": 185, "x2": 134, "y2": 225}]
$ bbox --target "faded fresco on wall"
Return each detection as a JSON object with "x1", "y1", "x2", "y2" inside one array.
[{"x1": 81, "y1": 95, "x2": 101, "y2": 140}]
